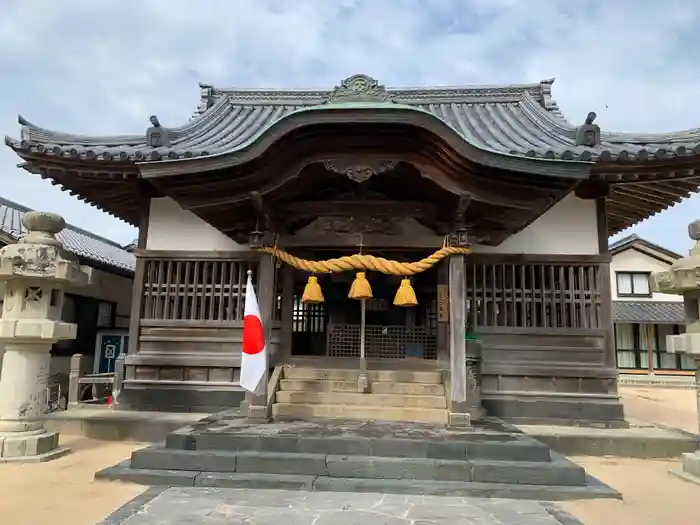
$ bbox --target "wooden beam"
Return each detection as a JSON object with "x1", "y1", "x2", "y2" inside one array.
[
  {"x1": 250, "y1": 190, "x2": 276, "y2": 231},
  {"x1": 279, "y1": 234, "x2": 445, "y2": 249},
  {"x1": 596, "y1": 198, "x2": 608, "y2": 253},
  {"x1": 574, "y1": 179, "x2": 610, "y2": 200},
  {"x1": 285, "y1": 200, "x2": 437, "y2": 220},
  {"x1": 133, "y1": 249, "x2": 261, "y2": 261}
]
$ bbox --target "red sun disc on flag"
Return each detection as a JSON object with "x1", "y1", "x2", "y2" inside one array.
[{"x1": 243, "y1": 314, "x2": 265, "y2": 355}]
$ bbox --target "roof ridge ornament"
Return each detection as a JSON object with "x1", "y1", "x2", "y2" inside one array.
[
  {"x1": 146, "y1": 115, "x2": 170, "y2": 148},
  {"x1": 575, "y1": 111, "x2": 601, "y2": 147},
  {"x1": 327, "y1": 74, "x2": 394, "y2": 104}
]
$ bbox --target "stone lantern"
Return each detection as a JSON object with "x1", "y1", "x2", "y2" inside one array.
[
  {"x1": 0, "y1": 211, "x2": 88, "y2": 462},
  {"x1": 650, "y1": 219, "x2": 700, "y2": 482}
]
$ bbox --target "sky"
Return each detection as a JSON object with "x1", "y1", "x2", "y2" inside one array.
[{"x1": 1, "y1": 0, "x2": 699, "y2": 253}]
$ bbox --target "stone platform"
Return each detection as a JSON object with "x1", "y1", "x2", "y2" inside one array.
[
  {"x1": 96, "y1": 412, "x2": 620, "y2": 501},
  {"x1": 98, "y1": 487, "x2": 585, "y2": 525}
]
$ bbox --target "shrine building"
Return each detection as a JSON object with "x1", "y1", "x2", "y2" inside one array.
[{"x1": 6, "y1": 74, "x2": 700, "y2": 427}]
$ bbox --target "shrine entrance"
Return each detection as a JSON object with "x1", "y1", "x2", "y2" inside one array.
[{"x1": 289, "y1": 251, "x2": 439, "y2": 360}]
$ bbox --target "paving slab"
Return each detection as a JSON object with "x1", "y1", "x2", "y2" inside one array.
[{"x1": 97, "y1": 487, "x2": 585, "y2": 525}]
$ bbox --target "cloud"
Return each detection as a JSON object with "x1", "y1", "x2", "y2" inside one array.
[{"x1": 1, "y1": 0, "x2": 698, "y2": 251}]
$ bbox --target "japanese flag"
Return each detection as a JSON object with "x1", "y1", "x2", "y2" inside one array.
[{"x1": 240, "y1": 272, "x2": 267, "y2": 393}]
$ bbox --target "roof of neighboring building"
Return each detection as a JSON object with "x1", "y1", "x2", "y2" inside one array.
[
  {"x1": 610, "y1": 234, "x2": 682, "y2": 263},
  {"x1": 0, "y1": 196, "x2": 135, "y2": 274},
  {"x1": 613, "y1": 301, "x2": 685, "y2": 325},
  {"x1": 6, "y1": 75, "x2": 700, "y2": 164}
]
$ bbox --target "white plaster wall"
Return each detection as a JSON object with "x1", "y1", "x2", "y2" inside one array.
[
  {"x1": 610, "y1": 248, "x2": 681, "y2": 302},
  {"x1": 473, "y1": 193, "x2": 599, "y2": 255},
  {"x1": 147, "y1": 197, "x2": 248, "y2": 251},
  {"x1": 68, "y1": 268, "x2": 133, "y2": 325}
]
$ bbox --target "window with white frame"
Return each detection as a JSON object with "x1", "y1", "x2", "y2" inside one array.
[{"x1": 616, "y1": 272, "x2": 651, "y2": 297}]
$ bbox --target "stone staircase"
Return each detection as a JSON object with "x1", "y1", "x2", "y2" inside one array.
[
  {"x1": 95, "y1": 417, "x2": 621, "y2": 501},
  {"x1": 272, "y1": 365, "x2": 448, "y2": 424}
]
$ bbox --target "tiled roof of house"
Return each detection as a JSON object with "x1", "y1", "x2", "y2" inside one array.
[
  {"x1": 0, "y1": 196, "x2": 135, "y2": 274},
  {"x1": 612, "y1": 301, "x2": 685, "y2": 325},
  {"x1": 7, "y1": 75, "x2": 700, "y2": 164},
  {"x1": 609, "y1": 234, "x2": 682, "y2": 260}
]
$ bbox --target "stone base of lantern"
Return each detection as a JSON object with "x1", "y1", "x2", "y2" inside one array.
[
  {"x1": 0, "y1": 429, "x2": 69, "y2": 463},
  {"x1": 670, "y1": 451, "x2": 700, "y2": 486}
]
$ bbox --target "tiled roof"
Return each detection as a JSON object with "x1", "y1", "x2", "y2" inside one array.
[
  {"x1": 609, "y1": 234, "x2": 682, "y2": 261},
  {"x1": 0, "y1": 197, "x2": 135, "y2": 274},
  {"x1": 613, "y1": 301, "x2": 686, "y2": 324},
  {"x1": 6, "y1": 75, "x2": 700, "y2": 164}
]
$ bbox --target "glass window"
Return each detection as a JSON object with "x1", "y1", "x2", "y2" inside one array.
[
  {"x1": 616, "y1": 272, "x2": 651, "y2": 297},
  {"x1": 632, "y1": 273, "x2": 650, "y2": 295},
  {"x1": 615, "y1": 323, "x2": 635, "y2": 349},
  {"x1": 617, "y1": 273, "x2": 633, "y2": 295}
]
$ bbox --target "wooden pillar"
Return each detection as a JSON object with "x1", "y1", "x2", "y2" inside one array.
[
  {"x1": 436, "y1": 261, "x2": 450, "y2": 364},
  {"x1": 596, "y1": 197, "x2": 616, "y2": 371},
  {"x1": 449, "y1": 254, "x2": 469, "y2": 426},
  {"x1": 127, "y1": 186, "x2": 150, "y2": 356},
  {"x1": 278, "y1": 265, "x2": 295, "y2": 363},
  {"x1": 246, "y1": 254, "x2": 276, "y2": 420}
]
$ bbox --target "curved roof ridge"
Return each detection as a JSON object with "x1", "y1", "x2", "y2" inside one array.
[
  {"x1": 519, "y1": 93, "x2": 578, "y2": 145},
  {"x1": 602, "y1": 127, "x2": 700, "y2": 145},
  {"x1": 195, "y1": 76, "x2": 560, "y2": 110},
  {"x1": 16, "y1": 115, "x2": 144, "y2": 146}
]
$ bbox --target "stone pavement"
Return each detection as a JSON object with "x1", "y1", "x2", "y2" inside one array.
[{"x1": 99, "y1": 487, "x2": 584, "y2": 524}]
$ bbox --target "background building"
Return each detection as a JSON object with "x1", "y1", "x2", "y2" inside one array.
[
  {"x1": 610, "y1": 234, "x2": 692, "y2": 375},
  {"x1": 0, "y1": 196, "x2": 135, "y2": 398}
]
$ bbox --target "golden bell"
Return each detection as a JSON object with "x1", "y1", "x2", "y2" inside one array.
[
  {"x1": 301, "y1": 275, "x2": 324, "y2": 304},
  {"x1": 393, "y1": 278, "x2": 418, "y2": 307},
  {"x1": 348, "y1": 272, "x2": 373, "y2": 300}
]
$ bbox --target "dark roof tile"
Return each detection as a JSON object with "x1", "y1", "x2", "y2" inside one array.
[
  {"x1": 7, "y1": 75, "x2": 700, "y2": 164},
  {"x1": 613, "y1": 301, "x2": 685, "y2": 324},
  {"x1": 0, "y1": 197, "x2": 135, "y2": 274}
]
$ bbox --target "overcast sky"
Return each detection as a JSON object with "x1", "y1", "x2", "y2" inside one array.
[{"x1": 1, "y1": 0, "x2": 699, "y2": 252}]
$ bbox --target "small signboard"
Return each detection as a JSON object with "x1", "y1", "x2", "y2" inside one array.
[{"x1": 437, "y1": 284, "x2": 449, "y2": 322}]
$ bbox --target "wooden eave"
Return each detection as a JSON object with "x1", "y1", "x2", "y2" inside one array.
[
  {"x1": 591, "y1": 158, "x2": 700, "y2": 234},
  {"x1": 13, "y1": 153, "x2": 143, "y2": 226}
]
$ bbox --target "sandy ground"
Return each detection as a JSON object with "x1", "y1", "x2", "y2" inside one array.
[
  {"x1": 620, "y1": 385, "x2": 698, "y2": 434},
  {"x1": 0, "y1": 386, "x2": 698, "y2": 525},
  {"x1": 0, "y1": 436, "x2": 144, "y2": 525}
]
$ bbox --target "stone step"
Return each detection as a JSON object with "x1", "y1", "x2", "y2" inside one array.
[
  {"x1": 96, "y1": 465, "x2": 619, "y2": 500},
  {"x1": 171, "y1": 431, "x2": 552, "y2": 463},
  {"x1": 271, "y1": 402, "x2": 449, "y2": 424},
  {"x1": 282, "y1": 367, "x2": 442, "y2": 384},
  {"x1": 279, "y1": 379, "x2": 446, "y2": 396},
  {"x1": 275, "y1": 391, "x2": 447, "y2": 409},
  {"x1": 96, "y1": 456, "x2": 618, "y2": 501},
  {"x1": 128, "y1": 447, "x2": 585, "y2": 485}
]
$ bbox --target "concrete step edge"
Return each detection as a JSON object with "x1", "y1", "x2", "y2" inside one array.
[
  {"x1": 271, "y1": 403, "x2": 449, "y2": 424},
  {"x1": 274, "y1": 391, "x2": 447, "y2": 408},
  {"x1": 278, "y1": 379, "x2": 446, "y2": 395},
  {"x1": 282, "y1": 369, "x2": 443, "y2": 384},
  {"x1": 95, "y1": 463, "x2": 621, "y2": 500},
  {"x1": 130, "y1": 448, "x2": 577, "y2": 484},
  {"x1": 172, "y1": 434, "x2": 551, "y2": 462}
]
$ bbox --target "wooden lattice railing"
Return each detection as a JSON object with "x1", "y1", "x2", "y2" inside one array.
[
  {"x1": 465, "y1": 261, "x2": 605, "y2": 329},
  {"x1": 139, "y1": 258, "x2": 280, "y2": 321}
]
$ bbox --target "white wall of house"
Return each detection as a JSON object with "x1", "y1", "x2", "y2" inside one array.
[
  {"x1": 147, "y1": 197, "x2": 248, "y2": 251},
  {"x1": 610, "y1": 248, "x2": 680, "y2": 302},
  {"x1": 474, "y1": 193, "x2": 599, "y2": 255}
]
